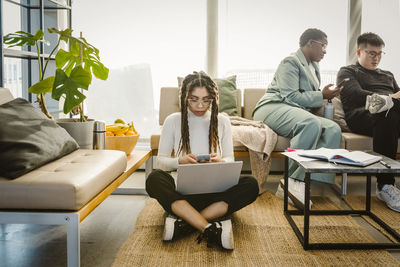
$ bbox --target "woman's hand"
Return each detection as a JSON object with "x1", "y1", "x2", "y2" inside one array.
[
  {"x1": 210, "y1": 153, "x2": 224, "y2": 162},
  {"x1": 321, "y1": 83, "x2": 341, "y2": 100},
  {"x1": 178, "y1": 154, "x2": 197, "y2": 164}
]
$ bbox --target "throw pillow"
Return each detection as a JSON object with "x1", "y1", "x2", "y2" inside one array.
[
  {"x1": 177, "y1": 75, "x2": 238, "y2": 116},
  {"x1": 0, "y1": 98, "x2": 79, "y2": 179},
  {"x1": 332, "y1": 97, "x2": 350, "y2": 132}
]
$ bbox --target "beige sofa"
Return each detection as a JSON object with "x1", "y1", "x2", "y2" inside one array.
[
  {"x1": 0, "y1": 88, "x2": 134, "y2": 267},
  {"x1": 151, "y1": 87, "x2": 400, "y2": 194}
]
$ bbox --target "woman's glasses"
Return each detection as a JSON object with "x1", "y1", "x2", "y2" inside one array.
[
  {"x1": 188, "y1": 98, "x2": 213, "y2": 107},
  {"x1": 312, "y1": 40, "x2": 328, "y2": 50}
]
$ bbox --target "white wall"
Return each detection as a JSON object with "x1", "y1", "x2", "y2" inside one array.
[{"x1": 362, "y1": 0, "x2": 400, "y2": 82}]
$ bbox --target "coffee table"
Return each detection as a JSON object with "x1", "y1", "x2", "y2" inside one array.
[{"x1": 282, "y1": 153, "x2": 400, "y2": 250}]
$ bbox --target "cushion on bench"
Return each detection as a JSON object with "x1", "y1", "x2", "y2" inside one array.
[
  {"x1": 342, "y1": 132, "x2": 400, "y2": 153},
  {"x1": 0, "y1": 149, "x2": 127, "y2": 211}
]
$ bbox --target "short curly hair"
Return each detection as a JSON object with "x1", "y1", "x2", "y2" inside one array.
[
  {"x1": 299, "y1": 28, "x2": 327, "y2": 47},
  {"x1": 357, "y1": 32, "x2": 385, "y2": 49}
]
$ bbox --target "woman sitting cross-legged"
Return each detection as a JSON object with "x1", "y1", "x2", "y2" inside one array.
[{"x1": 146, "y1": 71, "x2": 259, "y2": 250}]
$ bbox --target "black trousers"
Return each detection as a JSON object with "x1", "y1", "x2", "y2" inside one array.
[
  {"x1": 347, "y1": 99, "x2": 400, "y2": 189},
  {"x1": 145, "y1": 169, "x2": 259, "y2": 216}
]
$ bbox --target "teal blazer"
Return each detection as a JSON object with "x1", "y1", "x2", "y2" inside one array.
[{"x1": 254, "y1": 49, "x2": 323, "y2": 114}]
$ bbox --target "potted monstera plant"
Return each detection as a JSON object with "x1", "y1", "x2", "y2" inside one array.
[{"x1": 3, "y1": 28, "x2": 109, "y2": 148}]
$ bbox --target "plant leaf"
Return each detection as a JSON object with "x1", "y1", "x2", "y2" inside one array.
[
  {"x1": 28, "y1": 76, "x2": 55, "y2": 94},
  {"x1": 3, "y1": 29, "x2": 44, "y2": 48},
  {"x1": 48, "y1": 28, "x2": 73, "y2": 43},
  {"x1": 52, "y1": 66, "x2": 92, "y2": 114},
  {"x1": 49, "y1": 28, "x2": 108, "y2": 81},
  {"x1": 55, "y1": 48, "x2": 79, "y2": 71},
  {"x1": 88, "y1": 59, "x2": 109, "y2": 80}
]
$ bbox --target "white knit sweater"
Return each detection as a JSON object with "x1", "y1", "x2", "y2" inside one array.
[{"x1": 157, "y1": 109, "x2": 234, "y2": 171}]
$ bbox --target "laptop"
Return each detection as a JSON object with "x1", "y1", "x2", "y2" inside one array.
[{"x1": 176, "y1": 161, "x2": 243, "y2": 195}]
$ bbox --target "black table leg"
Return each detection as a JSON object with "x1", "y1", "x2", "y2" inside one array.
[
  {"x1": 304, "y1": 172, "x2": 311, "y2": 249},
  {"x1": 284, "y1": 157, "x2": 289, "y2": 212},
  {"x1": 366, "y1": 174, "x2": 371, "y2": 212}
]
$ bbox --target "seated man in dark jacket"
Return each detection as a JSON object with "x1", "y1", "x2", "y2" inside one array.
[{"x1": 337, "y1": 32, "x2": 400, "y2": 212}]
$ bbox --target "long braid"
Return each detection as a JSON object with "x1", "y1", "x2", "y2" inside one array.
[
  {"x1": 204, "y1": 75, "x2": 220, "y2": 154},
  {"x1": 177, "y1": 77, "x2": 192, "y2": 155},
  {"x1": 177, "y1": 71, "x2": 220, "y2": 156}
]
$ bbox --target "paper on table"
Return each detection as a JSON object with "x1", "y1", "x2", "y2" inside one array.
[{"x1": 281, "y1": 151, "x2": 318, "y2": 162}]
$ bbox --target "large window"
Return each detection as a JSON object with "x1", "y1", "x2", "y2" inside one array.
[
  {"x1": 72, "y1": 0, "x2": 207, "y2": 142},
  {"x1": 1, "y1": 0, "x2": 71, "y2": 117},
  {"x1": 72, "y1": 0, "x2": 352, "y2": 142},
  {"x1": 219, "y1": 0, "x2": 348, "y2": 88}
]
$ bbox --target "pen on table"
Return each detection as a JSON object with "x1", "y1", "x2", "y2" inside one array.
[{"x1": 379, "y1": 160, "x2": 391, "y2": 169}]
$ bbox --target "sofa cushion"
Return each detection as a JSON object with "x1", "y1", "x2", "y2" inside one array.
[
  {"x1": 312, "y1": 98, "x2": 350, "y2": 132},
  {"x1": 332, "y1": 97, "x2": 350, "y2": 132},
  {"x1": 0, "y1": 98, "x2": 79, "y2": 179},
  {"x1": 273, "y1": 136, "x2": 290, "y2": 152},
  {"x1": 342, "y1": 132, "x2": 400, "y2": 153},
  {"x1": 0, "y1": 87, "x2": 13, "y2": 105},
  {"x1": 0, "y1": 149, "x2": 127, "y2": 210},
  {"x1": 178, "y1": 75, "x2": 239, "y2": 116}
]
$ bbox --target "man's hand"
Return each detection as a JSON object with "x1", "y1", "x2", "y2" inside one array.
[
  {"x1": 210, "y1": 153, "x2": 224, "y2": 162},
  {"x1": 178, "y1": 154, "x2": 197, "y2": 164},
  {"x1": 391, "y1": 91, "x2": 400, "y2": 99},
  {"x1": 321, "y1": 83, "x2": 341, "y2": 100}
]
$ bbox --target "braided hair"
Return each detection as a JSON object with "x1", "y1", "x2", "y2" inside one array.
[{"x1": 177, "y1": 71, "x2": 220, "y2": 156}]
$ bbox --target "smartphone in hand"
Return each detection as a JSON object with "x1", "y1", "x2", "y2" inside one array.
[
  {"x1": 196, "y1": 154, "x2": 211, "y2": 162},
  {"x1": 334, "y1": 78, "x2": 350, "y2": 88}
]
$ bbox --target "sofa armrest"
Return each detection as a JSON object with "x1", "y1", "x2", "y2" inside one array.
[
  {"x1": 0, "y1": 88, "x2": 14, "y2": 105},
  {"x1": 159, "y1": 87, "x2": 180, "y2": 125},
  {"x1": 243, "y1": 88, "x2": 266, "y2": 120}
]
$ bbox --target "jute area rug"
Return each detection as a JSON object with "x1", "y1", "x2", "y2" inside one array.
[
  {"x1": 344, "y1": 195, "x2": 400, "y2": 242},
  {"x1": 113, "y1": 192, "x2": 400, "y2": 266}
]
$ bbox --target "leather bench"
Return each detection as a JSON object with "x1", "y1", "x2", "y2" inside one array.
[{"x1": 0, "y1": 87, "x2": 147, "y2": 267}]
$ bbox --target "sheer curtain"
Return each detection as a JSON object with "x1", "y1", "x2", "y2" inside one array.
[{"x1": 72, "y1": 0, "x2": 207, "y2": 142}]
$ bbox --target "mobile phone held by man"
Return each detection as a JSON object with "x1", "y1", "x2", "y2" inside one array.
[
  {"x1": 335, "y1": 78, "x2": 350, "y2": 88},
  {"x1": 196, "y1": 154, "x2": 211, "y2": 162}
]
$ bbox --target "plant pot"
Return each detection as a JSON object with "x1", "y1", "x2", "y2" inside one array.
[{"x1": 56, "y1": 118, "x2": 95, "y2": 149}]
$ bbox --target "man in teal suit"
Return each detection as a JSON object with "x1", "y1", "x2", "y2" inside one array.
[{"x1": 253, "y1": 28, "x2": 342, "y2": 208}]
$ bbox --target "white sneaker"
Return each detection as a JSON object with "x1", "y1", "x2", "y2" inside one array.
[
  {"x1": 376, "y1": 184, "x2": 400, "y2": 212},
  {"x1": 275, "y1": 181, "x2": 294, "y2": 206},
  {"x1": 163, "y1": 214, "x2": 196, "y2": 241},
  {"x1": 198, "y1": 219, "x2": 234, "y2": 250},
  {"x1": 277, "y1": 178, "x2": 312, "y2": 209}
]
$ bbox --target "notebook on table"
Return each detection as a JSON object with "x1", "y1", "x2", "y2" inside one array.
[
  {"x1": 298, "y1": 148, "x2": 382, "y2": 167},
  {"x1": 176, "y1": 161, "x2": 243, "y2": 195}
]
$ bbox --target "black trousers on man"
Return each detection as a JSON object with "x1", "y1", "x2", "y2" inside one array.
[
  {"x1": 346, "y1": 99, "x2": 400, "y2": 189},
  {"x1": 145, "y1": 169, "x2": 259, "y2": 216}
]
